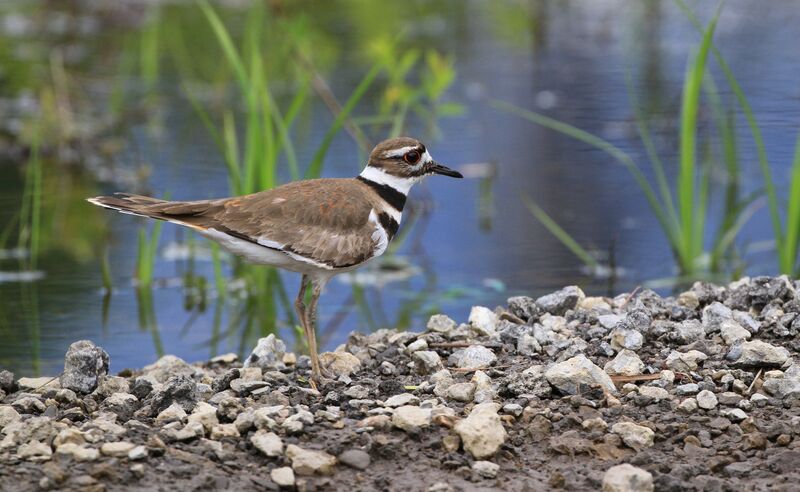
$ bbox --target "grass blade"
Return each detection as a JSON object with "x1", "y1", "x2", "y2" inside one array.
[{"x1": 521, "y1": 195, "x2": 599, "y2": 269}]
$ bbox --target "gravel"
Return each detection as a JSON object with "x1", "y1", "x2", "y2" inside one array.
[{"x1": 2, "y1": 276, "x2": 800, "y2": 490}]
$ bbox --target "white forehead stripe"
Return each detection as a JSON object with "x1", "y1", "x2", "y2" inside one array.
[
  {"x1": 359, "y1": 166, "x2": 421, "y2": 194},
  {"x1": 383, "y1": 145, "x2": 419, "y2": 158},
  {"x1": 421, "y1": 150, "x2": 433, "y2": 164}
]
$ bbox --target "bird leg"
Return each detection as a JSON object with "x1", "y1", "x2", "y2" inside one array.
[
  {"x1": 294, "y1": 275, "x2": 317, "y2": 388},
  {"x1": 294, "y1": 275, "x2": 329, "y2": 387},
  {"x1": 306, "y1": 279, "x2": 329, "y2": 383}
]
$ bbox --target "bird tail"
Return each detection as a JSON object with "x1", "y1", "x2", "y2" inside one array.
[{"x1": 87, "y1": 193, "x2": 213, "y2": 231}]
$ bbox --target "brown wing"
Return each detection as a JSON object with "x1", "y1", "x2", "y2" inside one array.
[{"x1": 89, "y1": 179, "x2": 380, "y2": 268}]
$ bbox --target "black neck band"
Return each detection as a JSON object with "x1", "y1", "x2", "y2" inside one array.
[{"x1": 356, "y1": 176, "x2": 407, "y2": 212}]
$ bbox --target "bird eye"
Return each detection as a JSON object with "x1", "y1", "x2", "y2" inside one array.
[{"x1": 403, "y1": 150, "x2": 421, "y2": 164}]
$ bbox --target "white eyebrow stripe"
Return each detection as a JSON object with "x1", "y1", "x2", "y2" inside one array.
[
  {"x1": 383, "y1": 145, "x2": 419, "y2": 158},
  {"x1": 421, "y1": 150, "x2": 433, "y2": 164}
]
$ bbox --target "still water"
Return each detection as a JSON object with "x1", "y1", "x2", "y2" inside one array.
[{"x1": 1, "y1": 0, "x2": 799, "y2": 375}]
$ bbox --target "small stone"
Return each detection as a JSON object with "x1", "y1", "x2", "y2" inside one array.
[
  {"x1": 472, "y1": 460, "x2": 499, "y2": 479},
  {"x1": 210, "y1": 353, "x2": 238, "y2": 364},
  {"x1": 637, "y1": 386, "x2": 669, "y2": 402},
  {"x1": 210, "y1": 423, "x2": 240, "y2": 440},
  {"x1": 128, "y1": 445, "x2": 148, "y2": 460},
  {"x1": 243, "y1": 334, "x2": 286, "y2": 370},
  {"x1": 516, "y1": 334, "x2": 542, "y2": 355},
  {"x1": 56, "y1": 443, "x2": 99, "y2": 461},
  {"x1": 16, "y1": 377, "x2": 59, "y2": 392},
  {"x1": 609, "y1": 330, "x2": 644, "y2": 351},
  {"x1": 11, "y1": 396, "x2": 45, "y2": 414},
  {"x1": 602, "y1": 463, "x2": 654, "y2": 492},
  {"x1": 392, "y1": 406, "x2": 431, "y2": 432},
  {"x1": 251, "y1": 430, "x2": 283, "y2": 457},
  {"x1": 188, "y1": 402, "x2": 219, "y2": 432},
  {"x1": 453, "y1": 402, "x2": 507, "y2": 459},
  {"x1": 18, "y1": 440, "x2": 52, "y2": 461},
  {"x1": 469, "y1": 306, "x2": 498, "y2": 336},
  {"x1": 143, "y1": 355, "x2": 195, "y2": 383},
  {"x1": 604, "y1": 350, "x2": 645, "y2": 376},
  {"x1": 696, "y1": 390, "x2": 718, "y2": 410},
  {"x1": 536, "y1": 286, "x2": 584, "y2": 315},
  {"x1": 155, "y1": 403, "x2": 187, "y2": 424},
  {"x1": 665, "y1": 350, "x2": 707, "y2": 372},
  {"x1": 675, "y1": 383, "x2": 700, "y2": 396},
  {"x1": 319, "y1": 352, "x2": 361, "y2": 377},
  {"x1": 0, "y1": 406, "x2": 21, "y2": 428},
  {"x1": 100, "y1": 441, "x2": 135, "y2": 457},
  {"x1": 702, "y1": 302, "x2": 734, "y2": 333},
  {"x1": 102, "y1": 392, "x2": 139, "y2": 421},
  {"x1": 732, "y1": 340, "x2": 790, "y2": 368},
  {"x1": 582, "y1": 417, "x2": 608, "y2": 432},
  {"x1": 271, "y1": 466, "x2": 295, "y2": 487},
  {"x1": 0, "y1": 370, "x2": 13, "y2": 393},
  {"x1": 427, "y1": 314, "x2": 457, "y2": 333},
  {"x1": 449, "y1": 346, "x2": 497, "y2": 370},
  {"x1": 59, "y1": 340, "x2": 109, "y2": 394},
  {"x1": 413, "y1": 351, "x2": 443, "y2": 375},
  {"x1": 719, "y1": 320, "x2": 751, "y2": 344},
  {"x1": 545, "y1": 354, "x2": 616, "y2": 395},
  {"x1": 678, "y1": 398, "x2": 698, "y2": 413},
  {"x1": 719, "y1": 408, "x2": 747, "y2": 422},
  {"x1": 502, "y1": 403, "x2": 523, "y2": 417},
  {"x1": 384, "y1": 393, "x2": 419, "y2": 408},
  {"x1": 406, "y1": 339, "x2": 428, "y2": 353},
  {"x1": 446, "y1": 383, "x2": 476, "y2": 402},
  {"x1": 338, "y1": 449, "x2": 371, "y2": 470},
  {"x1": 674, "y1": 319, "x2": 704, "y2": 343},
  {"x1": 149, "y1": 375, "x2": 198, "y2": 416},
  {"x1": 611, "y1": 422, "x2": 655, "y2": 451},
  {"x1": 285, "y1": 444, "x2": 336, "y2": 475}
]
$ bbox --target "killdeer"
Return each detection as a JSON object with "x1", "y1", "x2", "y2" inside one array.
[{"x1": 88, "y1": 137, "x2": 462, "y2": 384}]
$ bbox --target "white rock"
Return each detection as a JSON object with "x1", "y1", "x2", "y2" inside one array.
[
  {"x1": 406, "y1": 339, "x2": 428, "y2": 353},
  {"x1": 609, "y1": 330, "x2": 644, "y2": 351},
  {"x1": 384, "y1": 393, "x2": 419, "y2": 408},
  {"x1": 210, "y1": 423, "x2": 240, "y2": 440},
  {"x1": 602, "y1": 463, "x2": 654, "y2": 492},
  {"x1": 250, "y1": 430, "x2": 283, "y2": 457},
  {"x1": 604, "y1": 350, "x2": 644, "y2": 376},
  {"x1": 271, "y1": 466, "x2": 295, "y2": 487},
  {"x1": 0, "y1": 405, "x2": 20, "y2": 429},
  {"x1": 447, "y1": 383, "x2": 476, "y2": 402},
  {"x1": 427, "y1": 314, "x2": 457, "y2": 333},
  {"x1": 469, "y1": 306, "x2": 498, "y2": 336},
  {"x1": 449, "y1": 345, "x2": 497, "y2": 370},
  {"x1": 285, "y1": 444, "x2": 336, "y2": 476},
  {"x1": 128, "y1": 445, "x2": 148, "y2": 460},
  {"x1": 637, "y1": 386, "x2": 669, "y2": 402},
  {"x1": 720, "y1": 407, "x2": 747, "y2": 422},
  {"x1": 16, "y1": 377, "x2": 59, "y2": 392},
  {"x1": 696, "y1": 390, "x2": 718, "y2": 410},
  {"x1": 733, "y1": 340, "x2": 790, "y2": 368},
  {"x1": 413, "y1": 351, "x2": 443, "y2": 374},
  {"x1": 545, "y1": 354, "x2": 616, "y2": 394},
  {"x1": 143, "y1": 355, "x2": 195, "y2": 383},
  {"x1": 243, "y1": 334, "x2": 286, "y2": 370},
  {"x1": 319, "y1": 351, "x2": 362, "y2": 377},
  {"x1": 678, "y1": 398, "x2": 698, "y2": 413},
  {"x1": 719, "y1": 320, "x2": 751, "y2": 345},
  {"x1": 156, "y1": 403, "x2": 187, "y2": 424},
  {"x1": 611, "y1": 422, "x2": 654, "y2": 451},
  {"x1": 100, "y1": 441, "x2": 135, "y2": 457},
  {"x1": 392, "y1": 406, "x2": 431, "y2": 432},
  {"x1": 453, "y1": 402, "x2": 507, "y2": 459},
  {"x1": 472, "y1": 460, "x2": 500, "y2": 479},
  {"x1": 665, "y1": 350, "x2": 707, "y2": 372},
  {"x1": 56, "y1": 443, "x2": 99, "y2": 461},
  {"x1": 188, "y1": 402, "x2": 218, "y2": 433},
  {"x1": 18, "y1": 440, "x2": 52, "y2": 461}
]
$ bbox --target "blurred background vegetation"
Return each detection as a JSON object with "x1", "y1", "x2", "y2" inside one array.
[{"x1": 1, "y1": 0, "x2": 799, "y2": 375}]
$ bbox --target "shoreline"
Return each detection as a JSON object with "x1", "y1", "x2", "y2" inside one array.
[{"x1": 2, "y1": 276, "x2": 800, "y2": 491}]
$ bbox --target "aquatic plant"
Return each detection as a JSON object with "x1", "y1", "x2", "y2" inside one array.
[{"x1": 496, "y1": 7, "x2": 753, "y2": 280}]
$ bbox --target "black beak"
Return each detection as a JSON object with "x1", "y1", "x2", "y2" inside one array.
[{"x1": 429, "y1": 161, "x2": 463, "y2": 178}]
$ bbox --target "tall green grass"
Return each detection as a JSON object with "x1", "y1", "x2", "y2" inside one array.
[
  {"x1": 494, "y1": 8, "x2": 749, "y2": 278},
  {"x1": 676, "y1": 0, "x2": 800, "y2": 276}
]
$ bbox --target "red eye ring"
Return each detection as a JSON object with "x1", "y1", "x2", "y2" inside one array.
[{"x1": 404, "y1": 150, "x2": 421, "y2": 164}]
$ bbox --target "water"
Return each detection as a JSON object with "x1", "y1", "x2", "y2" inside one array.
[{"x1": 1, "y1": 0, "x2": 799, "y2": 375}]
